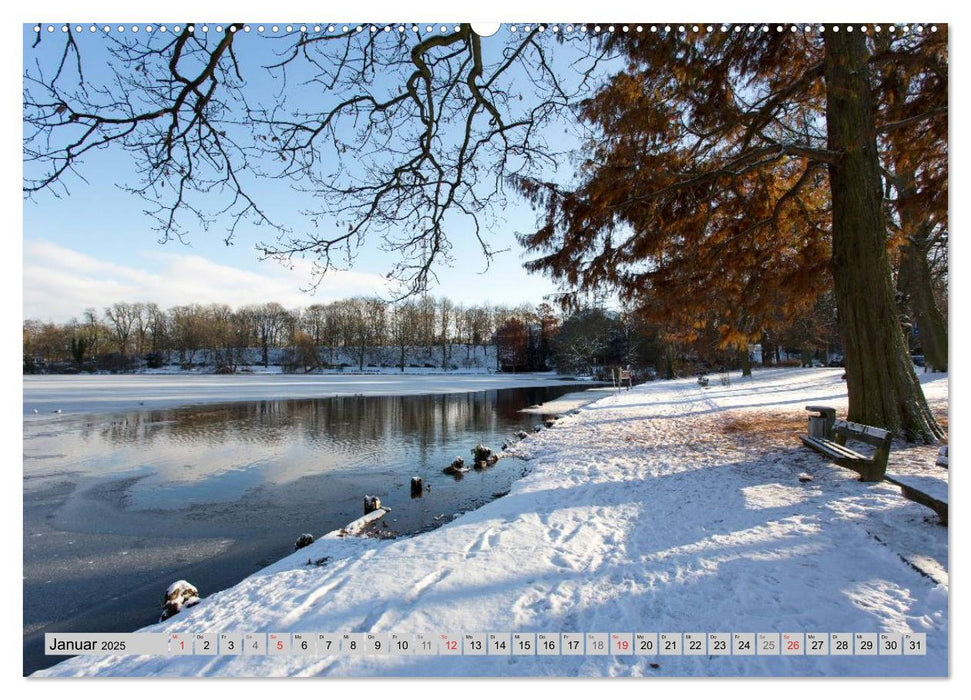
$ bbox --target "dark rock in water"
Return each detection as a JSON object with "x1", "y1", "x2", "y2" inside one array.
[
  {"x1": 471, "y1": 443, "x2": 494, "y2": 462},
  {"x1": 798, "y1": 473, "x2": 814, "y2": 483},
  {"x1": 164, "y1": 580, "x2": 198, "y2": 604},
  {"x1": 544, "y1": 419, "x2": 556, "y2": 428},
  {"x1": 295, "y1": 533, "x2": 315, "y2": 550},
  {"x1": 516, "y1": 431, "x2": 528, "y2": 440},
  {"x1": 363, "y1": 495, "x2": 382, "y2": 514},
  {"x1": 161, "y1": 580, "x2": 200, "y2": 622},
  {"x1": 487, "y1": 454, "x2": 500, "y2": 466},
  {"x1": 410, "y1": 477, "x2": 423, "y2": 497},
  {"x1": 501, "y1": 443, "x2": 509, "y2": 451},
  {"x1": 491, "y1": 490, "x2": 510, "y2": 499},
  {"x1": 533, "y1": 424, "x2": 543, "y2": 432},
  {"x1": 160, "y1": 600, "x2": 182, "y2": 621},
  {"x1": 443, "y1": 456, "x2": 468, "y2": 474},
  {"x1": 474, "y1": 460, "x2": 488, "y2": 470}
]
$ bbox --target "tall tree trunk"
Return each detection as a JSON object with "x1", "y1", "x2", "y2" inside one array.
[
  {"x1": 878, "y1": 40, "x2": 948, "y2": 375},
  {"x1": 898, "y1": 236, "x2": 948, "y2": 372},
  {"x1": 760, "y1": 331, "x2": 774, "y2": 367},
  {"x1": 801, "y1": 347, "x2": 812, "y2": 368},
  {"x1": 824, "y1": 29, "x2": 942, "y2": 442},
  {"x1": 893, "y1": 169, "x2": 948, "y2": 372},
  {"x1": 740, "y1": 346, "x2": 752, "y2": 376}
]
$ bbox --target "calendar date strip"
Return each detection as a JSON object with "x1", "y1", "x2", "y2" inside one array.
[{"x1": 46, "y1": 631, "x2": 927, "y2": 657}]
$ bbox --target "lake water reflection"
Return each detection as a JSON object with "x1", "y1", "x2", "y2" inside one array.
[{"x1": 23, "y1": 384, "x2": 586, "y2": 674}]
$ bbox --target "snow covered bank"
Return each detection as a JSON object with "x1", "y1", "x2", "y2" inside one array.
[
  {"x1": 36, "y1": 368, "x2": 948, "y2": 677},
  {"x1": 22, "y1": 373, "x2": 577, "y2": 417},
  {"x1": 518, "y1": 386, "x2": 618, "y2": 415}
]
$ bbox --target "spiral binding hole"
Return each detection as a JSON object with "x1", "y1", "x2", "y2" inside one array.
[{"x1": 29, "y1": 22, "x2": 939, "y2": 36}]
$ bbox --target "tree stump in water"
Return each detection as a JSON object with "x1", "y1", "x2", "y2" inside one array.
[
  {"x1": 471, "y1": 444, "x2": 494, "y2": 462},
  {"x1": 363, "y1": 495, "x2": 382, "y2": 514},
  {"x1": 443, "y1": 457, "x2": 468, "y2": 475}
]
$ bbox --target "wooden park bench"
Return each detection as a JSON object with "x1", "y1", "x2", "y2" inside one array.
[
  {"x1": 799, "y1": 406, "x2": 948, "y2": 525},
  {"x1": 883, "y1": 472, "x2": 948, "y2": 525},
  {"x1": 613, "y1": 367, "x2": 633, "y2": 390},
  {"x1": 799, "y1": 406, "x2": 892, "y2": 482}
]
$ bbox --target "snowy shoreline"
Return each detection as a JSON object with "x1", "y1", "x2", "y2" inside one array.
[
  {"x1": 35, "y1": 368, "x2": 949, "y2": 677},
  {"x1": 518, "y1": 387, "x2": 619, "y2": 415}
]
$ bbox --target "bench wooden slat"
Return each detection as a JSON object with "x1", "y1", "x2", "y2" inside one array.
[
  {"x1": 833, "y1": 419, "x2": 891, "y2": 443},
  {"x1": 800, "y1": 436, "x2": 866, "y2": 462},
  {"x1": 802, "y1": 435, "x2": 856, "y2": 454},
  {"x1": 826, "y1": 444, "x2": 868, "y2": 461}
]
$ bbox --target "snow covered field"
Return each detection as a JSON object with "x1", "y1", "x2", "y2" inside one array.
[
  {"x1": 22, "y1": 373, "x2": 585, "y2": 416},
  {"x1": 35, "y1": 368, "x2": 949, "y2": 677}
]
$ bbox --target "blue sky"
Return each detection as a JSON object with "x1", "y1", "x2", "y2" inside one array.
[
  {"x1": 20, "y1": 11, "x2": 962, "y2": 330},
  {"x1": 22, "y1": 23, "x2": 593, "y2": 321}
]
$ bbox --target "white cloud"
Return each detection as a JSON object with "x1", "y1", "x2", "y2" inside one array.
[{"x1": 23, "y1": 240, "x2": 391, "y2": 321}]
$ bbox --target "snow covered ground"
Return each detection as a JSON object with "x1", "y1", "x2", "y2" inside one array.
[
  {"x1": 22, "y1": 373, "x2": 583, "y2": 417},
  {"x1": 518, "y1": 386, "x2": 618, "y2": 415},
  {"x1": 35, "y1": 368, "x2": 948, "y2": 677}
]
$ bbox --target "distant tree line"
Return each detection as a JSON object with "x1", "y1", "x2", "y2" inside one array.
[
  {"x1": 23, "y1": 297, "x2": 555, "y2": 374},
  {"x1": 544, "y1": 300, "x2": 846, "y2": 381},
  {"x1": 25, "y1": 294, "x2": 857, "y2": 378}
]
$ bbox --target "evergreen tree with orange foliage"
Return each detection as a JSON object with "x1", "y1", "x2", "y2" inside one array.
[{"x1": 517, "y1": 25, "x2": 945, "y2": 442}]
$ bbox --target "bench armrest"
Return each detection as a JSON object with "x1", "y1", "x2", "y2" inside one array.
[{"x1": 805, "y1": 405, "x2": 836, "y2": 418}]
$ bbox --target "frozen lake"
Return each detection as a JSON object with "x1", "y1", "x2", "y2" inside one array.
[
  {"x1": 23, "y1": 377, "x2": 603, "y2": 674},
  {"x1": 23, "y1": 372, "x2": 590, "y2": 416}
]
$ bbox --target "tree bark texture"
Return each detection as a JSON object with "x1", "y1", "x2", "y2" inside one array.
[
  {"x1": 893, "y1": 169, "x2": 948, "y2": 372},
  {"x1": 824, "y1": 28, "x2": 943, "y2": 442}
]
